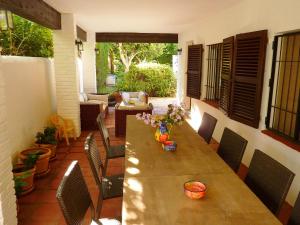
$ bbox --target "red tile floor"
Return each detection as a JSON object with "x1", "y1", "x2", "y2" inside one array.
[
  {"x1": 17, "y1": 109, "x2": 292, "y2": 225},
  {"x1": 17, "y1": 111, "x2": 124, "y2": 225}
]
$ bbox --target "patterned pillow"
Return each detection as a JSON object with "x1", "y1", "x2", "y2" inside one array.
[{"x1": 122, "y1": 92, "x2": 130, "y2": 104}]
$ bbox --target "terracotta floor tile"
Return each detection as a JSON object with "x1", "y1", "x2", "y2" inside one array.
[{"x1": 30, "y1": 203, "x2": 62, "y2": 221}]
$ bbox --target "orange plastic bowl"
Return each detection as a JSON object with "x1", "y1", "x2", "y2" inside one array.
[{"x1": 184, "y1": 180, "x2": 206, "y2": 200}]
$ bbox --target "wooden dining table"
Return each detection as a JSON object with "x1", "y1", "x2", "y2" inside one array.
[{"x1": 122, "y1": 116, "x2": 281, "y2": 225}]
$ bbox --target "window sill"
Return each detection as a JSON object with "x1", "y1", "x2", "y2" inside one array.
[
  {"x1": 261, "y1": 130, "x2": 300, "y2": 152},
  {"x1": 202, "y1": 100, "x2": 219, "y2": 109}
]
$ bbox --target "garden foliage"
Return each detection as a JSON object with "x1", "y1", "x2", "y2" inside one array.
[
  {"x1": 116, "y1": 63, "x2": 176, "y2": 97},
  {"x1": 0, "y1": 15, "x2": 53, "y2": 57}
]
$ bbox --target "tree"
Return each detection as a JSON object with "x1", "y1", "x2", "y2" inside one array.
[
  {"x1": 110, "y1": 43, "x2": 177, "y2": 72},
  {"x1": 154, "y1": 43, "x2": 177, "y2": 66},
  {"x1": 0, "y1": 15, "x2": 53, "y2": 57}
]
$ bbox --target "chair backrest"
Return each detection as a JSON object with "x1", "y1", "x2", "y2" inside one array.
[
  {"x1": 217, "y1": 128, "x2": 248, "y2": 172},
  {"x1": 96, "y1": 114, "x2": 110, "y2": 150},
  {"x1": 198, "y1": 112, "x2": 217, "y2": 143},
  {"x1": 288, "y1": 192, "x2": 300, "y2": 225},
  {"x1": 50, "y1": 114, "x2": 65, "y2": 129},
  {"x1": 56, "y1": 161, "x2": 95, "y2": 225},
  {"x1": 245, "y1": 149, "x2": 295, "y2": 215},
  {"x1": 84, "y1": 132, "x2": 105, "y2": 188}
]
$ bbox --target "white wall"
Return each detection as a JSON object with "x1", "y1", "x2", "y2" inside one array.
[
  {"x1": 1, "y1": 56, "x2": 56, "y2": 160},
  {"x1": 53, "y1": 13, "x2": 81, "y2": 136},
  {"x1": 0, "y1": 58, "x2": 17, "y2": 225},
  {"x1": 82, "y1": 31, "x2": 97, "y2": 93},
  {"x1": 178, "y1": 0, "x2": 300, "y2": 205}
]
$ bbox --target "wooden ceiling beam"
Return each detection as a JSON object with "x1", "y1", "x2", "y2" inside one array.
[
  {"x1": 96, "y1": 32, "x2": 178, "y2": 43},
  {"x1": 0, "y1": 0, "x2": 61, "y2": 30}
]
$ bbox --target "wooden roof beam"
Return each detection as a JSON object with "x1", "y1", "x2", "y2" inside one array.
[
  {"x1": 96, "y1": 32, "x2": 178, "y2": 43},
  {"x1": 0, "y1": 0, "x2": 61, "y2": 30}
]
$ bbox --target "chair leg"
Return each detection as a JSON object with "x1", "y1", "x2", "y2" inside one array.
[
  {"x1": 103, "y1": 157, "x2": 108, "y2": 177},
  {"x1": 64, "y1": 131, "x2": 70, "y2": 146},
  {"x1": 96, "y1": 189, "x2": 103, "y2": 220},
  {"x1": 73, "y1": 129, "x2": 77, "y2": 140}
]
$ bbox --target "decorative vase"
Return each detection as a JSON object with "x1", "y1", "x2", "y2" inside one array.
[{"x1": 155, "y1": 122, "x2": 170, "y2": 143}]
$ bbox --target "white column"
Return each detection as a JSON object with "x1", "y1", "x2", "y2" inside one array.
[
  {"x1": 53, "y1": 14, "x2": 81, "y2": 136},
  {"x1": 82, "y1": 31, "x2": 97, "y2": 93},
  {"x1": 0, "y1": 59, "x2": 17, "y2": 225}
]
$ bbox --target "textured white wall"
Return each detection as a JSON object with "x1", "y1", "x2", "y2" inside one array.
[
  {"x1": 178, "y1": 0, "x2": 300, "y2": 205},
  {"x1": 53, "y1": 13, "x2": 81, "y2": 136},
  {"x1": 1, "y1": 57, "x2": 56, "y2": 160},
  {"x1": 82, "y1": 31, "x2": 97, "y2": 93}
]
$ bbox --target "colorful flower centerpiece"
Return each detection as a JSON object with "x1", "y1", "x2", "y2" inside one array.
[{"x1": 136, "y1": 104, "x2": 185, "y2": 150}]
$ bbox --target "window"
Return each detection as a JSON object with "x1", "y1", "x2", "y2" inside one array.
[
  {"x1": 266, "y1": 32, "x2": 300, "y2": 142},
  {"x1": 186, "y1": 44, "x2": 203, "y2": 99},
  {"x1": 205, "y1": 43, "x2": 222, "y2": 102}
]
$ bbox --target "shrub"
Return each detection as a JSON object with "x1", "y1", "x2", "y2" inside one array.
[{"x1": 116, "y1": 63, "x2": 176, "y2": 97}]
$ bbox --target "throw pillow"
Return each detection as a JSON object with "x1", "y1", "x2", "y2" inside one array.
[
  {"x1": 138, "y1": 91, "x2": 146, "y2": 103},
  {"x1": 122, "y1": 92, "x2": 130, "y2": 104}
]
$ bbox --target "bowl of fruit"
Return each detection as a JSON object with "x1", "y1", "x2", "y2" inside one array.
[{"x1": 184, "y1": 180, "x2": 206, "y2": 200}]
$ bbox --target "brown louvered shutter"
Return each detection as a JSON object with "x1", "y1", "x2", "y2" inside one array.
[
  {"x1": 220, "y1": 36, "x2": 234, "y2": 113},
  {"x1": 230, "y1": 30, "x2": 268, "y2": 128},
  {"x1": 186, "y1": 44, "x2": 203, "y2": 99}
]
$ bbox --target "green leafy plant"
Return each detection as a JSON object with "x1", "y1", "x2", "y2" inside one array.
[
  {"x1": 23, "y1": 152, "x2": 39, "y2": 169},
  {"x1": 116, "y1": 63, "x2": 176, "y2": 97},
  {"x1": 13, "y1": 173, "x2": 30, "y2": 197},
  {"x1": 0, "y1": 15, "x2": 53, "y2": 57},
  {"x1": 35, "y1": 127, "x2": 57, "y2": 145}
]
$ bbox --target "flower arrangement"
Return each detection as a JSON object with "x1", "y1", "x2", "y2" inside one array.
[{"x1": 136, "y1": 104, "x2": 185, "y2": 127}]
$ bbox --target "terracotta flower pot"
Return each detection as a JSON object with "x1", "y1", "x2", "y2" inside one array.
[
  {"x1": 19, "y1": 147, "x2": 51, "y2": 177},
  {"x1": 35, "y1": 143, "x2": 57, "y2": 160},
  {"x1": 12, "y1": 164, "x2": 36, "y2": 196}
]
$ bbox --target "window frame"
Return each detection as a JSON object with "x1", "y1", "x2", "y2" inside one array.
[{"x1": 265, "y1": 31, "x2": 300, "y2": 143}]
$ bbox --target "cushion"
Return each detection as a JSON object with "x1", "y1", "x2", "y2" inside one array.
[
  {"x1": 79, "y1": 93, "x2": 85, "y2": 102},
  {"x1": 129, "y1": 92, "x2": 139, "y2": 98},
  {"x1": 87, "y1": 93, "x2": 108, "y2": 103},
  {"x1": 118, "y1": 101, "x2": 149, "y2": 110},
  {"x1": 128, "y1": 97, "x2": 139, "y2": 104},
  {"x1": 138, "y1": 91, "x2": 146, "y2": 103},
  {"x1": 122, "y1": 92, "x2": 130, "y2": 103},
  {"x1": 80, "y1": 93, "x2": 88, "y2": 102}
]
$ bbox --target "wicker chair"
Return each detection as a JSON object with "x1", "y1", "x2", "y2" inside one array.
[
  {"x1": 96, "y1": 114, "x2": 125, "y2": 176},
  {"x1": 287, "y1": 192, "x2": 300, "y2": 225},
  {"x1": 50, "y1": 114, "x2": 76, "y2": 146},
  {"x1": 56, "y1": 161, "x2": 121, "y2": 225},
  {"x1": 245, "y1": 150, "x2": 295, "y2": 215},
  {"x1": 217, "y1": 128, "x2": 248, "y2": 172},
  {"x1": 84, "y1": 133, "x2": 123, "y2": 218},
  {"x1": 198, "y1": 112, "x2": 217, "y2": 144}
]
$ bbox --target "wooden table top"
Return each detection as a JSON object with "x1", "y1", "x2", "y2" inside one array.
[{"x1": 122, "y1": 116, "x2": 281, "y2": 225}]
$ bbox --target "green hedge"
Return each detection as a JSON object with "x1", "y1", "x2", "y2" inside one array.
[{"x1": 116, "y1": 63, "x2": 176, "y2": 97}]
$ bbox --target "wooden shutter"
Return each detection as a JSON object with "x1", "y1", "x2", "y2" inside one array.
[
  {"x1": 230, "y1": 30, "x2": 268, "y2": 128},
  {"x1": 186, "y1": 44, "x2": 203, "y2": 99},
  {"x1": 220, "y1": 36, "x2": 234, "y2": 113}
]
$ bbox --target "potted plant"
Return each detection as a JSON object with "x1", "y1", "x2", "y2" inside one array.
[
  {"x1": 19, "y1": 147, "x2": 51, "y2": 177},
  {"x1": 12, "y1": 152, "x2": 38, "y2": 196},
  {"x1": 35, "y1": 126, "x2": 57, "y2": 160}
]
